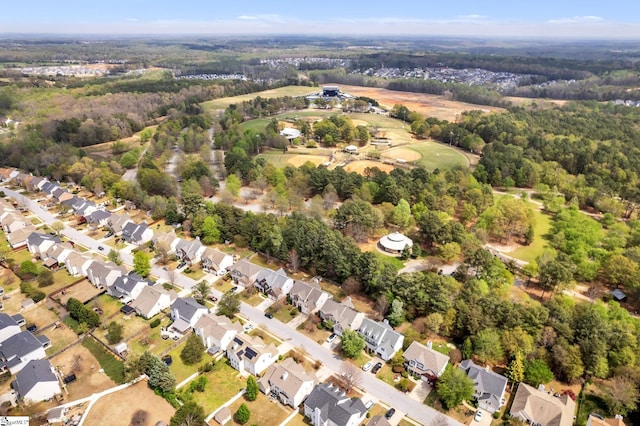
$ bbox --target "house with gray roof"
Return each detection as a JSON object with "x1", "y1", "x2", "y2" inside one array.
[
  {"x1": 51, "y1": 186, "x2": 73, "y2": 203},
  {"x1": 258, "y1": 357, "x2": 318, "y2": 408},
  {"x1": 1, "y1": 213, "x2": 28, "y2": 234},
  {"x1": 170, "y1": 297, "x2": 208, "y2": 333},
  {"x1": 0, "y1": 313, "x2": 22, "y2": 343},
  {"x1": 367, "y1": 416, "x2": 393, "y2": 426},
  {"x1": 122, "y1": 221, "x2": 153, "y2": 246},
  {"x1": 85, "y1": 209, "x2": 111, "y2": 227},
  {"x1": 175, "y1": 238, "x2": 206, "y2": 266},
  {"x1": 289, "y1": 281, "x2": 331, "y2": 315},
  {"x1": 40, "y1": 181, "x2": 56, "y2": 196},
  {"x1": 107, "y1": 213, "x2": 133, "y2": 236},
  {"x1": 0, "y1": 331, "x2": 50, "y2": 374},
  {"x1": 42, "y1": 242, "x2": 74, "y2": 271},
  {"x1": 26, "y1": 232, "x2": 61, "y2": 259},
  {"x1": 200, "y1": 247, "x2": 234, "y2": 275},
  {"x1": 318, "y1": 298, "x2": 365, "y2": 336},
  {"x1": 87, "y1": 260, "x2": 126, "y2": 289},
  {"x1": 25, "y1": 176, "x2": 46, "y2": 192},
  {"x1": 458, "y1": 359, "x2": 508, "y2": 414},
  {"x1": 357, "y1": 318, "x2": 404, "y2": 361},
  {"x1": 303, "y1": 383, "x2": 367, "y2": 426},
  {"x1": 72, "y1": 199, "x2": 97, "y2": 217},
  {"x1": 12, "y1": 359, "x2": 60, "y2": 403},
  {"x1": 227, "y1": 334, "x2": 278, "y2": 376},
  {"x1": 107, "y1": 273, "x2": 149, "y2": 303},
  {"x1": 403, "y1": 341, "x2": 450, "y2": 380},
  {"x1": 230, "y1": 258, "x2": 264, "y2": 287},
  {"x1": 254, "y1": 268, "x2": 294, "y2": 300},
  {"x1": 194, "y1": 313, "x2": 243, "y2": 354},
  {"x1": 65, "y1": 251, "x2": 96, "y2": 277}
]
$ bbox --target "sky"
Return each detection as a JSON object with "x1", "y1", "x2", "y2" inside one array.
[{"x1": 2, "y1": 1, "x2": 640, "y2": 39}]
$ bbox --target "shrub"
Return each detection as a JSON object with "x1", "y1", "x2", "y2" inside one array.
[
  {"x1": 180, "y1": 333, "x2": 205, "y2": 365},
  {"x1": 246, "y1": 376, "x2": 258, "y2": 401},
  {"x1": 150, "y1": 318, "x2": 161, "y2": 328},
  {"x1": 198, "y1": 362, "x2": 214, "y2": 373},
  {"x1": 189, "y1": 376, "x2": 208, "y2": 393},
  {"x1": 106, "y1": 321, "x2": 123, "y2": 345},
  {"x1": 235, "y1": 404, "x2": 250, "y2": 424},
  {"x1": 20, "y1": 282, "x2": 46, "y2": 303}
]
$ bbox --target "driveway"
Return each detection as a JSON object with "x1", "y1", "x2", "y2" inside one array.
[
  {"x1": 468, "y1": 408, "x2": 491, "y2": 426},
  {"x1": 409, "y1": 380, "x2": 432, "y2": 402}
]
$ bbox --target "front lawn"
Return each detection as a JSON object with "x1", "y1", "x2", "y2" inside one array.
[
  {"x1": 240, "y1": 291, "x2": 265, "y2": 307},
  {"x1": 269, "y1": 304, "x2": 299, "y2": 323},
  {"x1": 296, "y1": 320, "x2": 330, "y2": 345},
  {"x1": 189, "y1": 360, "x2": 244, "y2": 412},
  {"x1": 248, "y1": 327, "x2": 281, "y2": 347},
  {"x1": 183, "y1": 266, "x2": 206, "y2": 281}
]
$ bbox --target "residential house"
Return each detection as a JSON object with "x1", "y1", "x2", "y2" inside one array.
[
  {"x1": 200, "y1": 247, "x2": 234, "y2": 275},
  {"x1": 26, "y1": 232, "x2": 61, "y2": 259},
  {"x1": 170, "y1": 297, "x2": 208, "y2": 333},
  {"x1": 258, "y1": 357, "x2": 318, "y2": 408},
  {"x1": 0, "y1": 168, "x2": 18, "y2": 182},
  {"x1": 6, "y1": 225, "x2": 37, "y2": 248},
  {"x1": 25, "y1": 176, "x2": 46, "y2": 192},
  {"x1": 254, "y1": 268, "x2": 294, "y2": 300},
  {"x1": 0, "y1": 313, "x2": 22, "y2": 343},
  {"x1": 12, "y1": 359, "x2": 61, "y2": 403},
  {"x1": 107, "y1": 213, "x2": 132, "y2": 236},
  {"x1": 318, "y1": 298, "x2": 365, "y2": 336},
  {"x1": 1, "y1": 213, "x2": 28, "y2": 233},
  {"x1": 87, "y1": 260, "x2": 126, "y2": 288},
  {"x1": 130, "y1": 285, "x2": 176, "y2": 319},
  {"x1": 41, "y1": 181, "x2": 56, "y2": 197},
  {"x1": 289, "y1": 281, "x2": 331, "y2": 315},
  {"x1": 85, "y1": 210, "x2": 111, "y2": 228},
  {"x1": 587, "y1": 414, "x2": 626, "y2": 426},
  {"x1": 152, "y1": 230, "x2": 180, "y2": 255},
  {"x1": 71, "y1": 199, "x2": 97, "y2": 217},
  {"x1": 303, "y1": 383, "x2": 367, "y2": 426},
  {"x1": 357, "y1": 318, "x2": 404, "y2": 361},
  {"x1": 403, "y1": 341, "x2": 450, "y2": 379},
  {"x1": 227, "y1": 334, "x2": 278, "y2": 376},
  {"x1": 107, "y1": 273, "x2": 150, "y2": 304},
  {"x1": 122, "y1": 222, "x2": 153, "y2": 246},
  {"x1": 510, "y1": 383, "x2": 576, "y2": 426},
  {"x1": 194, "y1": 313, "x2": 243, "y2": 354},
  {"x1": 11, "y1": 172, "x2": 29, "y2": 187},
  {"x1": 65, "y1": 252, "x2": 96, "y2": 277},
  {"x1": 230, "y1": 258, "x2": 263, "y2": 287},
  {"x1": 458, "y1": 359, "x2": 508, "y2": 414},
  {"x1": 0, "y1": 331, "x2": 50, "y2": 374},
  {"x1": 42, "y1": 242, "x2": 74, "y2": 271},
  {"x1": 51, "y1": 187, "x2": 73, "y2": 203},
  {"x1": 175, "y1": 238, "x2": 206, "y2": 266}
]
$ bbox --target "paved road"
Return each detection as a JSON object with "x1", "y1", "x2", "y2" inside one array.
[{"x1": 4, "y1": 187, "x2": 461, "y2": 426}]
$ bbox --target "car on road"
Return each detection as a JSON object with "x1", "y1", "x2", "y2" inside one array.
[
  {"x1": 371, "y1": 362, "x2": 383, "y2": 374},
  {"x1": 362, "y1": 361, "x2": 373, "y2": 372},
  {"x1": 243, "y1": 323, "x2": 254, "y2": 332},
  {"x1": 385, "y1": 408, "x2": 396, "y2": 419},
  {"x1": 97, "y1": 246, "x2": 104, "y2": 251},
  {"x1": 177, "y1": 262, "x2": 187, "y2": 269},
  {"x1": 474, "y1": 410, "x2": 483, "y2": 422},
  {"x1": 326, "y1": 333, "x2": 337, "y2": 344},
  {"x1": 264, "y1": 312, "x2": 273, "y2": 319}
]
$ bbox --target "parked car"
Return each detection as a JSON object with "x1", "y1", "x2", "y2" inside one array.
[
  {"x1": 97, "y1": 246, "x2": 104, "y2": 251},
  {"x1": 385, "y1": 408, "x2": 396, "y2": 419},
  {"x1": 264, "y1": 312, "x2": 273, "y2": 319},
  {"x1": 229, "y1": 286, "x2": 238, "y2": 293},
  {"x1": 364, "y1": 400, "x2": 374, "y2": 410},
  {"x1": 177, "y1": 262, "x2": 187, "y2": 269},
  {"x1": 326, "y1": 333, "x2": 337, "y2": 344},
  {"x1": 371, "y1": 362, "x2": 383, "y2": 374},
  {"x1": 474, "y1": 410, "x2": 483, "y2": 422},
  {"x1": 162, "y1": 355, "x2": 173, "y2": 366},
  {"x1": 362, "y1": 361, "x2": 373, "y2": 372},
  {"x1": 26, "y1": 324, "x2": 37, "y2": 333},
  {"x1": 243, "y1": 323, "x2": 254, "y2": 332},
  {"x1": 207, "y1": 294, "x2": 218, "y2": 302}
]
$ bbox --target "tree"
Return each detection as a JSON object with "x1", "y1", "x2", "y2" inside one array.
[
  {"x1": 536, "y1": 251, "x2": 575, "y2": 298},
  {"x1": 37, "y1": 269, "x2": 54, "y2": 287},
  {"x1": 216, "y1": 292, "x2": 241, "y2": 318},
  {"x1": 235, "y1": 403, "x2": 250, "y2": 425},
  {"x1": 181, "y1": 333, "x2": 205, "y2": 365},
  {"x1": 108, "y1": 249, "x2": 122, "y2": 266},
  {"x1": 226, "y1": 174, "x2": 242, "y2": 197},
  {"x1": 506, "y1": 352, "x2": 525, "y2": 383},
  {"x1": 340, "y1": 361, "x2": 363, "y2": 393},
  {"x1": 340, "y1": 329, "x2": 365, "y2": 359},
  {"x1": 67, "y1": 298, "x2": 100, "y2": 328},
  {"x1": 524, "y1": 359, "x2": 554, "y2": 387},
  {"x1": 192, "y1": 281, "x2": 210, "y2": 304},
  {"x1": 386, "y1": 299, "x2": 406, "y2": 327},
  {"x1": 106, "y1": 321, "x2": 123, "y2": 345},
  {"x1": 246, "y1": 376, "x2": 259, "y2": 401},
  {"x1": 288, "y1": 249, "x2": 300, "y2": 273},
  {"x1": 436, "y1": 367, "x2": 475, "y2": 410},
  {"x1": 133, "y1": 251, "x2": 151, "y2": 278},
  {"x1": 170, "y1": 402, "x2": 206, "y2": 426},
  {"x1": 200, "y1": 216, "x2": 221, "y2": 245},
  {"x1": 131, "y1": 352, "x2": 176, "y2": 393},
  {"x1": 50, "y1": 221, "x2": 65, "y2": 236},
  {"x1": 392, "y1": 199, "x2": 411, "y2": 228},
  {"x1": 473, "y1": 329, "x2": 504, "y2": 364},
  {"x1": 601, "y1": 375, "x2": 639, "y2": 416}
]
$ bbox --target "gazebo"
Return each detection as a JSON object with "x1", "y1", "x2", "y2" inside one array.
[
  {"x1": 280, "y1": 128, "x2": 301, "y2": 141},
  {"x1": 378, "y1": 232, "x2": 413, "y2": 255}
]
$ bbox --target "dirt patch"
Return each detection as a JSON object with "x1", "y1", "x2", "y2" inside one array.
[
  {"x1": 334, "y1": 84, "x2": 506, "y2": 121},
  {"x1": 287, "y1": 154, "x2": 330, "y2": 167},
  {"x1": 56, "y1": 279, "x2": 104, "y2": 305},
  {"x1": 342, "y1": 160, "x2": 395, "y2": 175},
  {"x1": 384, "y1": 147, "x2": 422, "y2": 162},
  {"x1": 50, "y1": 344, "x2": 116, "y2": 400},
  {"x1": 83, "y1": 380, "x2": 175, "y2": 426}
]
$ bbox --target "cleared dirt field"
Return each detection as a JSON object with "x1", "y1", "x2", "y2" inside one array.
[
  {"x1": 83, "y1": 380, "x2": 175, "y2": 426},
  {"x1": 57, "y1": 279, "x2": 103, "y2": 305},
  {"x1": 334, "y1": 84, "x2": 505, "y2": 121},
  {"x1": 287, "y1": 154, "x2": 330, "y2": 167},
  {"x1": 383, "y1": 147, "x2": 422, "y2": 162},
  {"x1": 343, "y1": 160, "x2": 395, "y2": 174},
  {"x1": 50, "y1": 344, "x2": 116, "y2": 400}
]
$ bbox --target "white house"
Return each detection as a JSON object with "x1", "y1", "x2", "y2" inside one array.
[
  {"x1": 200, "y1": 247, "x2": 234, "y2": 275},
  {"x1": 194, "y1": 313, "x2": 244, "y2": 354},
  {"x1": 107, "y1": 273, "x2": 150, "y2": 304},
  {"x1": 65, "y1": 252, "x2": 96, "y2": 277},
  {"x1": 458, "y1": 359, "x2": 508, "y2": 414},
  {"x1": 130, "y1": 285, "x2": 176, "y2": 319},
  {"x1": 87, "y1": 260, "x2": 126, "y2": 289},
  {"x1": 227, "y1": 334, "x2": 278, "y2": 376},
  {"x1": 175, "y1": 238, "x2": 206, "y2": 266},
  {"x1": 152, "y1": 230, "x2": 180, "y2": 255},
  {"x1": 0, "y1": 313, "x2": 22, "y2": 343},
  {"x1": 318, "y1": 298, "x2": 365, "y2": 336},
  {"x1": 230, "y1": 258, "x2": 263, "y2": 287},
  {"x1": 6, "y1": 225, "x2": 37, "y2": 249},
  {"x1": 0, "y1": 331, "x2": 50, "y2": 374},
  {"x1": 403, "y1": 341, "x2": 450, "y2": 379},
  {"x1": 12, "y1": 359, "x2": 60, "y2": 403},
  {"x1": 254, "y1": 268, "x2": 294, "y2": 300},
  {"x1": 258, "y1": 357, "x2": 317, "y2": 408},
  {"x1": 357, "y1": 318, "x2": 404, "y2": 361},
  {"x1": 289, "y1": 281, "x2": 331, "y2": 315},
  {"x1": 26, "y1": 232, "x2": 61, "y2": 259},
  {"x1": 122, "y1": 222, "x2": 153, "y2": 246},
  {"x1": 304, "y1": 383, "x2": 367, "y2": 426},
  {"x1": 170, "y1": 297, "x2": 208, "y2": 333}
]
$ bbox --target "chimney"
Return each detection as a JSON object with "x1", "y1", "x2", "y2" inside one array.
[
  {"x1": 427, "y1": 340, "x2": 433, "y2": 349},
  {"x1": 538, "y1": 384, "x2": 545, "y2": 392}
]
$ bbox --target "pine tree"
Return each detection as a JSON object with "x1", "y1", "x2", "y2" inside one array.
[
  {"x1": 506, "y1": 351, "x2": 525, "y2": 383},
  {"x1": 246, "y1": 376, "x2": 258, "y2": 401}
]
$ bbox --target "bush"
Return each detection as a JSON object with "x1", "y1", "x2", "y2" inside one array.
[
  {"x1": 180, "y1": 333, "x2": 205, "y2": 365},
  {"x1": 150, "y1": 318, "x2": 161, "y2": 328},
  {"x1": 493, "y1": 411, "x2": 501, "y2": 419},
  {"x1": 189, "y1": 376, "x2": 208, "y2": 393},
  {"x1": 106, "y1": 321, "x2": 123, "y2": 345},
  {"x1": 198, "y1": 362, "x2": 214, "y2": 373},
  {"x1": 20, "y1": 282, "x2": 46, "y2": 303},
  {"x1": 246, "y1": 376, "x2": 258, "y2": 401},
  {"x1": 235, "y1": 404, "x2": 250, "y2": 424},
  {"x1": 37, "y1": 270, "x2": 54, "y2": 287}
]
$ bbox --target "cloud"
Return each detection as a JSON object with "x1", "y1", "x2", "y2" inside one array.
[
  {"x1": 547, "y1": 16, "x2": 604, "y2": 24},
  {"x1": 235, "y1": 14, "x2": 285, "y2": 23},
  {"x1": 455, "y1": 14, "x2": 488, "y2": 21}
]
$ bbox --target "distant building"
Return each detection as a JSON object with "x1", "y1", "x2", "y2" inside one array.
[
  {"x1": 280, "y1": 128, "x2": 302, "y2": 141},
  {"x1": 322, "y1": 86, "x2": 341, "y2": 97},
  {"x1": 378, "y1": 232, "x2": 413, "y2": 255}
]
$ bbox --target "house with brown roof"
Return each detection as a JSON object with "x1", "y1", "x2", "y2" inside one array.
[
  {"x1": 130, "y1": 285, "x2": 177, "y2": 319},
  {"x1": 510, "y1": 383, "x2": 576, "y2": 426},
  {"x1": 587, "y1": 414, "x2": 626, "y2": 426},
  {"x1": 194, "y1": 313, "x2": 243, "y2": 354},
  {"x1": 254, "y1": 268, "x2": 294, "y2": 300},
  {"x1": 152, "y1": 230, "x2": 180, "y2": 255},
  {"x1": 175, "y1": 238, "x2": 206, "y2": 266},
  {"x1": 289, "y1": 281, "x2": 331, "y2": 315},
  {"x1": 6, "y1": 225, "x2": 37, "y2": 248},
  {"x1": 403, "y1": 341, "x2": 450, "y2": 379},
  {"x1": 317, "y1": 298, "x2": 365, "y2": 336},
  {"x1": 65, "y1": 252, "x2": 96, "y2": 277},
  {"x1": 42, "y1": 242, "x2": 75, "y2": 271},
  {"x1": 200, "y1": 247, "x2": 234, "y2": 275},
  {"x1": 107, "y1": 213, "x2": 133, "y2": 236},
  {"x1": 227, "y1": 334, "x2": 278, "y2": 376},
  {"x1": 86, "y1": 260, "x2": 126, "y2": 288},
  {"x1": 230, "y1": 258, "x2": 263, "y2": 287},
  {"x1": 258, "y1": 357, "x2": 318, "y2": 408},
  {"x1": 1, "y1": 213, "x2": 28, "y2": 234}
]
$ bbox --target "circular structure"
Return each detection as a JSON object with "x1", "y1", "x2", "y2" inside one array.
[
  {"x1": 280, "y1": 127, "x2": 301, "y2": 140},
  {"x1": 379, "y1": 232, "x2": 413, "y2": 255}
]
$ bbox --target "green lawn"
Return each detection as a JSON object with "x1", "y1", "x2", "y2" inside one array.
[
  {"x1": 190, "y1": 360, "x2": 244, "y2": 412},
  {"x1": 255, "y1": 152, "x2": 298, "y2": 168},
  {"x1": 201, "y1": 86, "x2": 316, "y2": 111},
  {"x1": 167, "y1": 340, "x2": 210, "y2": 383},
  {"x1": 81, "y1": 337, "x2": 126, "y2": 384},
  {"x1": 248, "y1": 327, "x2": 281, "y2": 347},
  {"x1": 89, "y1": 294, "x2": 123, "y2": 318},
  {"x1": 269, "y1": 304, "x2": 298, "y2": 323},
  {"x1": 226, "y1": 390, "x2": 292, "y2": 425},
  {"x1": 183, "y1": 267, "x2": 206, "y2": 281},
  {"x1": 377, "y1": 364, "x2": 399, "y2": 388},
  {"x1": 407, "y1": 141, "x2": 468, "y2": 170},
  {"x1": 128, "y1": 318, "x2": 175, "y2": 357},
  {"x1": 240, "y1": 118, "x2": 270, "y2": 133},
  {"x1": 9, "y1": 248, "x2": 33, "y2": 266},
  {"x1": 508, "y1": 205, "x2": 552, "y2": 263}
]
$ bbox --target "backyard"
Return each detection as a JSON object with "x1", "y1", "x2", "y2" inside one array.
[
  {"x1": 226, "y1": 389, "x2": 293, "y2": 425},
  {"x1": 189, "y1": 360, "x2": 245, "y2": 414}
]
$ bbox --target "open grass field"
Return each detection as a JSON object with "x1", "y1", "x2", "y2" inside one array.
[
  {"x1": 21, "y1": 303, "x2": 60, "y2": 329},
  {"x1": 405, "y1": 141, "x2": 468, "y2": 169},
  {"x1": 81, "y1": 336, "x2": 126, "y2": 384},
  {"x1": 508, "y1": 204, "x2": 551, "y2": 263},
  {"x1": 383, "y1": 147, "x2": 422, "y2": 162},
  {"x1": 202, "y1": 86, "x2": 317, "y2": 111},
  {"x1": 44, "y1": 323, "x2": 79, "y2": 355},
  {"x1": 82, "y1": 380, "x2": 175, "y2": 426},
  {"x1": 167, "y1": 339, "x2": 210, "y2": 383},
  {"x1": 333, "y1": 84, "x2": 506, "y2": 121},
  {"x1": 343, "y1": 160, "x2": 395, "y2": 174}
]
